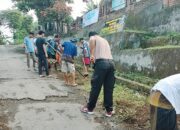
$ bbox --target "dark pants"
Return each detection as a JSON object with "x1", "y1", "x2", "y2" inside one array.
[
  {"x1": 38, "y1": 55, "x2": 49, "y2": 76},
  {"x1": 87, "y1": 59, "x2": 115, "y2": 112},
  {"x1": 150, "y1": 105, "x2": 178, "y2": 130}
]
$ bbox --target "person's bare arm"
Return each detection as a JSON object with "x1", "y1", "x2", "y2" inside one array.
[{"x1": 89, "y1": 37, "x2": 96, "y2": 63}]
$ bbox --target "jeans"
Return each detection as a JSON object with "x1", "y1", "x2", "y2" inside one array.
[
  {"x1": 87, "y1": 59, "x2": 115, "y2": 112},
  {"x1": 27, "y1": 52, "x2": 36, "y2": 68},
  {"x1": 150, "y1": 105, "x2": 178, "y2": 130},
  {"x1": 38, "y1": 55, "x2": 49, "y2": 76}
]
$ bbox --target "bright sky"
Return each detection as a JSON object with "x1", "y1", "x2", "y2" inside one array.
[
  {"x1": 69, "y1": 0, "x2": 87, "y2": 19},
  {"x1": 0, "y1": 0, "x2": 13, "y2": 10},
  {"x1": 70, "y1": 0, "x2": 101, "y2": 19}
]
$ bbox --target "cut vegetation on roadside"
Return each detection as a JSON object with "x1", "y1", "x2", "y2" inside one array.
[{"x1": 75, "y1": 69, "x2": 159, "y2": 129}]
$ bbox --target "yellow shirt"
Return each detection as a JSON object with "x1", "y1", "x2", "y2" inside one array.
[{"x1": 149, "y1": 91, "x2": 173, "y2": 109}]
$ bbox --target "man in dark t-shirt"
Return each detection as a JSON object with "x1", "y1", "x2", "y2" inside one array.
[{"x1": 36, "y1": 31, "x2": 49, "y2": 77}]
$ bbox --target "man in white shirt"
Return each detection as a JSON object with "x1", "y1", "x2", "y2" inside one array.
[{"x1": 149, "y1": 74, "x2": 180, "y2": 130}]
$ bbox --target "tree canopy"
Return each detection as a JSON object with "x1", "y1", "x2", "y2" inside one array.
[
  {"x1": 13, "y1": 0, "x2": 74, "y2": 35},
  {"x1": 0, "y1": 9, "x2": 33, "y2": 44}
]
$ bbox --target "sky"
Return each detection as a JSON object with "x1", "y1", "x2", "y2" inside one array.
[
  {"x1": 69, "y1": 0, "x2": 87, "y2": 19},
  {"x1": 0, "y1": 0, "x2": 100, "y2": 40},
  {"x1": 0, "y1": 0, "x2": 14, "y2": 11},
  {"x1": 0, "y1": 0, "x2": 101, "y2": 19}
]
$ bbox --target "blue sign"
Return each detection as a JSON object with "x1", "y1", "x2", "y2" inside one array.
[
  {"x1": 112, "y1": 0, "x2": 126, "y2": 10},
  {"x1": 83, "y1": 8, "x2": 99, "y2": 27}
]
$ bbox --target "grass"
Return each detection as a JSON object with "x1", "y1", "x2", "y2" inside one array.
[
  {"x1": 124, "y1": 29, "x2": 149, "y2": 34},
  {"x1": 76, "y1": 67, "x2": 150, "y2": 128},
  {"x1": 146, "y1": 45, "x2": 180, "y2": 50},
  {"x1": 83, "y1": 83, "x2": 147, "y2": 107},
  {"x1": 82, "y1": 79, "x2": 148, "y2": 123},
  {"x1": 116, "y1": 72, "x2": 159, "y2": 86}
]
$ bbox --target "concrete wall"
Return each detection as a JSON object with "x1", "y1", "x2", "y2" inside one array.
[
  {"x1": 150, "y1": 7, "x2": 180, "y2": 33},
  {"x1": 112, "y1": 47, "x2": 180, "y2": 78},
  {"x1": 71, "y1": 0, "x2": 180, "y2": 78}
]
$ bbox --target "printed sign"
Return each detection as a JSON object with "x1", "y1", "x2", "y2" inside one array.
[
  {"x1": 100, "y1": 15, "x2": 126, "y2": 35},
  {"x1": 112, "y1": 0, "x2": 126, "y2": 10},
  {"x1": 82, "y1": 8, "x2": 99, "y2": 27}
]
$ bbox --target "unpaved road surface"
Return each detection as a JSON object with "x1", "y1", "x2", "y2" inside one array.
[{"x1": 0, "y1": 45, "x2": 106, "y2": 130}]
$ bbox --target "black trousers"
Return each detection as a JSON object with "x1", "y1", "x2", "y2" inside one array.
[
  {"x1": 87, "y1": 59, "x2": 115, "y2": 112},
  {"x1": 38, "y1": 55, "x2": 49, "y2": 76},
  {"x1": 150, "y1": 105, "x2": 177, "y2": 130}
]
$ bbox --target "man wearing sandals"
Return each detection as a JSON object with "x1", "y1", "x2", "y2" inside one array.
[
  {"x1": 81, "y1": 32, "x2": 115, "y2": 117},
  {"x1": 61, "y1": 39, "x2": 77, "y2": 86}
]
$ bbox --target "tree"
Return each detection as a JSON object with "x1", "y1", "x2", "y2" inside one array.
[
  {"x1": 0, "y1": 31, "x2": 6, "y2": 45},
  {"x1": 43, "y1": 0, "x2": 72, "y2": 33},
  {"x1": 13, "y1": 0, "x2": 74, "y2": 35},
  {"x1": 0, "y1": 10, "x2": 23, "y2": 32},
  {"x1": 0, "y1": 9, "x2": 33, "y2": 44},
  {"x1": 84, "y1": 0, "x2": 98, "y2": 12}
]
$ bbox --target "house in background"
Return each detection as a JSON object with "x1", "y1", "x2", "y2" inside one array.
[{"x1": 72, "y1": 0, "x2": 180, "y2": 32}]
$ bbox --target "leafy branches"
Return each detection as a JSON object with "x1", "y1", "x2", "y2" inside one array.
[
  {"x1": 13, "y1": 0, "x2": 74, "y2": 35},
  {"x1": 0, "y1": 9, "x2": 33, "y2": 44}
]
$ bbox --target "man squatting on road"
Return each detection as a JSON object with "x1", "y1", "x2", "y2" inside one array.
[
  {"x1": 81, "y1": 31, "x2": 116, "y2": 117},
  {"x1": 149, "y1": 74, "x2": 180, "y2": 130},
  {"x1": 24, "y1": 32, "x2": 37, "y2": 71}
]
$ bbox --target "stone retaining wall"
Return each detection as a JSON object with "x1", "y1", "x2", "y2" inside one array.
[{"x1": 113, "y1": 46, "x2": 180, "y2": 78}]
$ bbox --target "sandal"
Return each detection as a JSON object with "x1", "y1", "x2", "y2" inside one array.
[
  {"x1": 70, "y1": 83, "x2": 78, "y2": 87},
  {"x1": 83, "y1": 73, "x2": 89, "y2": 77}
]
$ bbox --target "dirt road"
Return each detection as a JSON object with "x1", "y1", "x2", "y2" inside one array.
[{"x1": 0, "y1": 45, "x2": 106, "y2": 130}]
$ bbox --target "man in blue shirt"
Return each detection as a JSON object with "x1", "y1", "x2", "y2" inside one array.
[
  {"x1": 61, "y1": 39, "x2": 77, "y2": 86},
  {"x1": 24, "y1": 32, "x2": 36, "y2": 71}
]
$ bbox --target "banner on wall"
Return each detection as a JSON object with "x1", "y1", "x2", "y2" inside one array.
[
  {"x1": 82, "y1": 8, "x2": 99, "y2": 27},
  {"x1": 112, "y1": 0, "x2": 126, "y2": 10},
  {"x1": 100, "y1": 15, "x2": 126, "y2": 35}
]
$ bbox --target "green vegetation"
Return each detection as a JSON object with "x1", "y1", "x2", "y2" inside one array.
[
  {"x1": 76, "y1": 70, "x2": 153, "y2": 127},
  {"x1": 116, "y1": 72, "x2": 158, "y2": 86},
  {"x1": 124, "y1": 29, "x2": 149, "y2": 34},
  {"x1": 146, "y1": 45, "x2": 180, "y2": 50},
  {"x1": 0, "y1": 9, "x2": 34, "y2": 44},
  {"x1": 0, "y1": 33, "x2": 6, "y2": 45},
  {"x1": 13, "y1": 0, "x2": 74, "y2": 36},
  {"x1": 84, "y1": 0, "x2": 98, "y2": 12},
  {"x1": 83, "y1": 81, "x2": 149, "y2": 126}
]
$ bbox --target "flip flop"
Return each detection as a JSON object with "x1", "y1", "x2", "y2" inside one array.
[
  {"x1": 70, "y1": 83, "x2": 78, "y2": 87},
  {"x1": 83, "y1": 74, "x2": 89, "y2": 77},
  {"x1": 64, "y1": 82, "x2": 70, "y2": 86}
]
